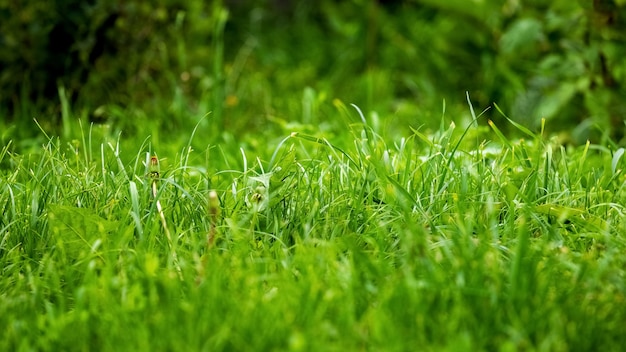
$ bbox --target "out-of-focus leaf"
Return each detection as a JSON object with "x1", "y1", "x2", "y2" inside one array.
[
  {"x1": 48, "y1": 204, "x2": 116, "y2": 258},
  {"x1": 500, "y1": 18, "x2": 544, "y2": 56},
  {"x1": 534, "y1": 82, "x2": 579, "y2": 120},
  {"x1": 535, "y1": 203, "x2": 607, "y2": 233}
]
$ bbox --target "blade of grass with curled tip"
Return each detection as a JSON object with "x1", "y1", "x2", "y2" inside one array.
[
  {"x1": 351, "y1": 103, "x2": 372, "y2": 141},
  {"x1": 269, "y1": 134, "x2": 295, "y2": 170}
]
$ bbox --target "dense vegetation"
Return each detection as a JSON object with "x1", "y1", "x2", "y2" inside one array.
[
  {"x1": 1, "y1": 1, "x2": 626, "y2": 350},
  {"x1": 2, "y1": 1, "x2": 626, "y2": 141}
]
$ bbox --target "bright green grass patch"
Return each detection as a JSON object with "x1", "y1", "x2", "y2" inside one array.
[{"x1": 1, "y1": 108, "x2": 626, "y2": 351}]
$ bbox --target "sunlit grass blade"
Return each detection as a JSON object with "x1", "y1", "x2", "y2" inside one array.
[
  {"x1": 494, "y1": 103, "x2": 536, "y2": 139},
  {"x1": 410, "y1": 126, "x2": 436, "y2": 149},
  {"x1": 149, "y1": 154, "x2": 182, "y2": 280},
  {"x1": 488, "y1": 120, "x2": 513, "y2": 148}
]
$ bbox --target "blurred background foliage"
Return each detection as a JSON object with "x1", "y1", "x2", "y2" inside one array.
[{"x1": 1, "y1": 0, "x2": 625, "y2": 144}]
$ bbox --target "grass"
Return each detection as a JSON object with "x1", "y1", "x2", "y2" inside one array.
[{"x1": 1, "y1": 98, "x2": 626, "y2": 351}]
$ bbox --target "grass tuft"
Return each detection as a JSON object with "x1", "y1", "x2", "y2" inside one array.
[{"x1": 1, "y1": 105, "x2": 626, "y2": 350}]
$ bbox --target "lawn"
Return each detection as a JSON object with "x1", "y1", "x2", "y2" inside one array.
[
  {"x1": 2, "y1": 2, "x2": 626, "y2": 350},
  {"x1": 1, "y1": 97, "x2": 626, "y2": 351}
]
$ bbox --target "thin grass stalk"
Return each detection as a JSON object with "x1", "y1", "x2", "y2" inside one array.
[
  {"x1": 149, "y1": 155, "x2": 183, "y2": 280},
  {"x1": 207, "y1": 190, "x2": 220, "y2": 247}
]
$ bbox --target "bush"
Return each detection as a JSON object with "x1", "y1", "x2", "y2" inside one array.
[
  {"x1": 1, "y1": 0, "x2": 625, "y2": 141},
  {"x1": 0, "y1": 0, "x2": 213, "y2": 121}
]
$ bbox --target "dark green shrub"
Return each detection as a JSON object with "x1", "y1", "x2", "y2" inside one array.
[
  {"x1": 0, "y1": 1, "x2": 214, "y2": 123},
  {"x1": 1, "y1": 1, "x2": 120, "y2": 114}
]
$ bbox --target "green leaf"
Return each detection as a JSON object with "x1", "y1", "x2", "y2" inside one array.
[{"x1": 500, "y1": 18, "x2": 544, "y2": 55}]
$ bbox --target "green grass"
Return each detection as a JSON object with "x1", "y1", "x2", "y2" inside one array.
[{"x1": 1, "y1": 101, "x2": 626, "y2": 351}]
